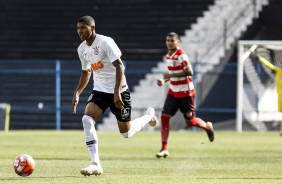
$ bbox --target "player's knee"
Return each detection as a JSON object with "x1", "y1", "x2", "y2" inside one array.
[
  {"x1": 185, "y1": 112, "x2": 195, "y2": 126},
  {"x1": 184, "y1": 111, "x2": 193, "y2": 121}
]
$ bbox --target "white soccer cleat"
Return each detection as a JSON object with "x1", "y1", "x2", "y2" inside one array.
[
  {"x1": 80, "y1": 164, "x2": 103, "y2": 176},
  {"x1": 145, "y1": 107, "x2": 158, "y2": 127},
  {"x1": 156, "y1": 150, "x2": 169, "y2": 158}
]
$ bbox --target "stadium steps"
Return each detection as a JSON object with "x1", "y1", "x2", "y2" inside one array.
[{"x1": 180, "y1": 0, "x2": 269, "y2": 79}]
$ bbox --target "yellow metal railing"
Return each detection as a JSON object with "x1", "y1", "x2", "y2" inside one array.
[{"x1": 4, "y1": 104, "x2": 11, "y2": 133}]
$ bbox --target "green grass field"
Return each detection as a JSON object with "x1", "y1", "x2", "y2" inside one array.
[{"x1": 0, "y1": 130, "x2": 282, "y2": 184}]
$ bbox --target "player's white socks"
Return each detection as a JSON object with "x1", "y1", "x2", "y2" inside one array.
[
  {"x1": 82, "y1": 115, "x2": 101, "y2": 166},
  {"x1": 122, "y1": 114, "x2": 152, "y2": 138}
]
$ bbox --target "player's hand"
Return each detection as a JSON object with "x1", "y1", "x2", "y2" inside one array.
[
  {"x1": 72, "y1": 92, "x2": 79, "y2": 114},
  {"x1": 157, "y1": 79, "x2": 165, "y2": 86},
  {"x1": 114, "y1": 93, "x2": 124, "y2": 110}
]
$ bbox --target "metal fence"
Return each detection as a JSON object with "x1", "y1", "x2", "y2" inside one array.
[{"x1": 0, "y1": 59, "x2": 237, "y2": 130}]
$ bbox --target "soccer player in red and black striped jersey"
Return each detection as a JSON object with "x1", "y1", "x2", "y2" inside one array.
[{"x1": 155, "y1": 32, "x2": 214, "y2": 158}]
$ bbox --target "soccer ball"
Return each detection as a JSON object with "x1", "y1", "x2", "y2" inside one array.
[{"x1": 13, "y1": 154, "x2": 35, "y2": 177}]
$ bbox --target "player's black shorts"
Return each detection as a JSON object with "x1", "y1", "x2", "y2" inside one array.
[
  {"x1": 162, "y1": 94, "x2": 195, "y2": 120},
  {"x1": 87, "y1": 89, "x2": 131, "y2": 122}
]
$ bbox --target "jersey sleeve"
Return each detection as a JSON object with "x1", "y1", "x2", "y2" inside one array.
[
  {"x1": 179, "y1": 54, "x2": 192, "y2": 70},
  {"x1": 102, "y1": 37, "x2": 122, "y2": 63},
  {"x1": 77, "y1": 47, "x2": 91, "y2": 71}
]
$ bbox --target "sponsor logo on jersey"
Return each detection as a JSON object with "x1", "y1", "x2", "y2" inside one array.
[{"x1": 91, "y1": 61, "x2": 104, "y2": 71}]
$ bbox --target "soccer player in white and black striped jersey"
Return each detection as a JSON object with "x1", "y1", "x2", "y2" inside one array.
[
  {"x1": 155, "y1": 32, "x2": 214, "y2": 158},
  {"x1": 72, "y1": 16, "x2": 157, "y2": 176}
]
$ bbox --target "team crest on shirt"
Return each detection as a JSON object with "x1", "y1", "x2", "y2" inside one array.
[
  {"x1": 93, "y1": 46, "x2": 100, "y2": 55},
  {"x1": 121, "y1": 108, "x2": 130, "y2": 119}
]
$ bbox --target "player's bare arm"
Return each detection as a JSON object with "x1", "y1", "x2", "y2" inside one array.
[
  {"x1": 158, "y1": 65, "x2": 192, "y2": 86},
  {"x1": 251, "y1": 51, "x2": 278, "y2": 73},
  {"x1": 112, "y1": 59, "x2": 124, "y2": 109},
  {"x1": 72, "y1": 69, "x2": 92, "y2": 114},
  {"x1": 163, "y1": 66, "x2": 192, "y2": 79},
  {"x1": 257, "y1": 56, "x2": 278, "y2": 73}
]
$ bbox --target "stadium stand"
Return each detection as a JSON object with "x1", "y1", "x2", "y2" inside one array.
[
  {"x1": 0, "y1": 0, "x2": 214, "y2": 60},
  {"x1": 0, "y1": 0, "x2": 215, "y2": 129}
]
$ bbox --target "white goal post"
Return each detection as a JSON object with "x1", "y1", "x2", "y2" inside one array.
[{"x1": 237, "y1": 40, "x2": 282, "y2": 132}]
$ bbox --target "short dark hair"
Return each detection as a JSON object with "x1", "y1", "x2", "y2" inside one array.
[
  {"x1": 167, "y1": 32, "x2": 179, "y2": 40},
  {"x1": 78, "y1": 16, "x2": 95, "y2": 26}
]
